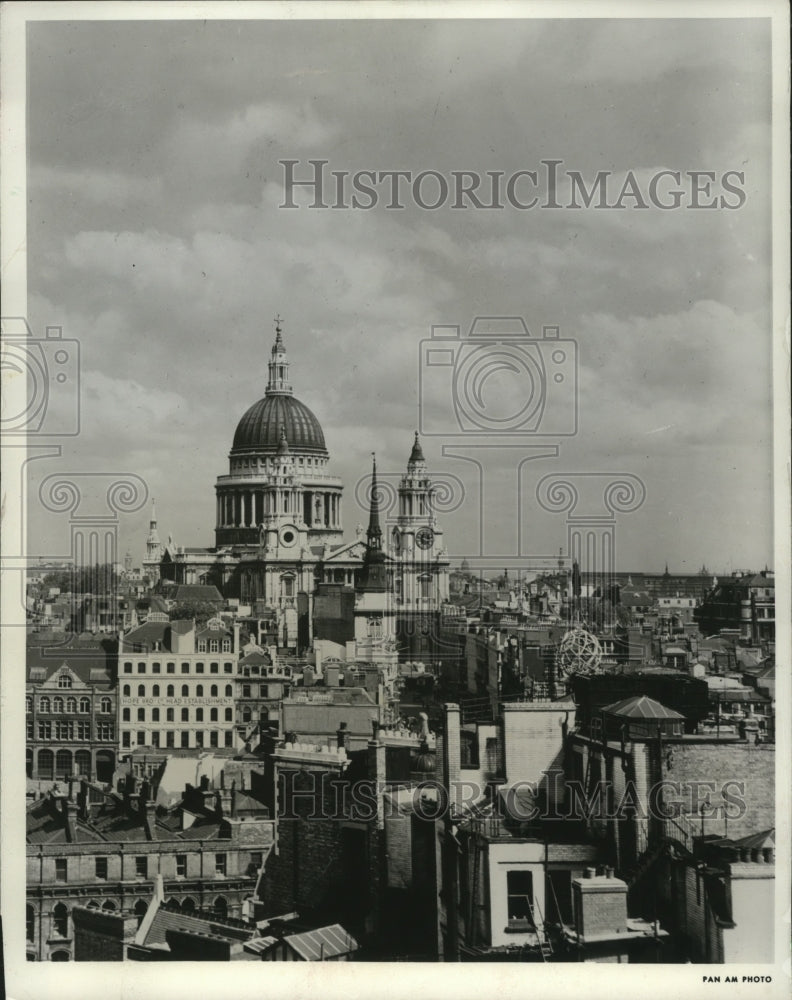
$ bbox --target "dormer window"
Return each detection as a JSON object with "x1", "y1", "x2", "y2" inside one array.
[
  {"x1": 197, "y1": 640, "x2": 207, "y2": 653},
  {"x1": 209, "y1": 639, "x2": 219, "y2": 653},
  {"x1": 58, "y1": 673, "x2": 72, "y2": 689}
]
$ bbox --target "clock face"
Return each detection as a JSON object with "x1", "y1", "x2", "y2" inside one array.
[{"x1": 416, "y1": 527, "x2": 434, "y2": 550}]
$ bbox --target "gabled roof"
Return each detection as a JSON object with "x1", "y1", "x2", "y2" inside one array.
[
  {"x1": 282, "y1": 923, "x2": 359, "y2": 961},
  {"x1": 142, "y1": 907, "x2": 253, "y2": 949},
  {"x1": 602, "y1": 695, "x2": 684, "y2": 720}
]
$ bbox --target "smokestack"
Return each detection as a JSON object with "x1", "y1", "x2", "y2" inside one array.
[{"x1": 143, "y1": 800, "x2": 157, "y2": 841}]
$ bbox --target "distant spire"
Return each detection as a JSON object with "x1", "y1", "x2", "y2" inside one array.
[
  {"x1": 361, "y1": 453, "x2": 387, "y2": 592},
  {"x1": 367, "y1": 453, "x2": 383, "y2": 550},
  {"x1": 408, "y1": 430, "x2": 425, "y2": 466}
]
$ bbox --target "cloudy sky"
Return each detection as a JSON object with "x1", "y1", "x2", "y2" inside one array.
[{"x1": 24, "y1": 13, "x2": 774, "y2": 574}]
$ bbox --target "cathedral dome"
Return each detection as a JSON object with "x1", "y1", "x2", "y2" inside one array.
[{"x1": 231, "y1": 394, "x2": 328, "y2": 456}]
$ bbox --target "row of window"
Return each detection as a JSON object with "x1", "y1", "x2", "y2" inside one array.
[
  {"x1": 240, "y1": 665, "x2": 286, "y2": 677},
  {"x1": 51, "y1": 852, "x2": 229, "y2": 883},
  {"x1": 121, "y1": 683, "x2": 233, "y2": 698},
  {"x1": 122, "y1": 661, "x2": 234, "y2": 674},
  {"x1": 122, "y1": 706, "x2": 233, "y2": 723},
  {"x1": 34, "y1": 721, "x2": 112, "y2": 741},
  {"x1": 121, "y1": 730, "x2": 235, "y2": 749},
  {"x1": 28, "y1": 696, "x2": 112, "y2": 714}
]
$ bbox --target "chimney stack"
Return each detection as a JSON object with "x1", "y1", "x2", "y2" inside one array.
[
  {"x1": 143, "y1": 800, "x2": 157, "y2": 841},
  {"x1": 336, "y1": 722, "x2": 349, "y2": 751}
]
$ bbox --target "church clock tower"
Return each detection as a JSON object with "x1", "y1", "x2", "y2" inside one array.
[{"x1": 390, "y1": 433, "x2": 450, "y2": 660}]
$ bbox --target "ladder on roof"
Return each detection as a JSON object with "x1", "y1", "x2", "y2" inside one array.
[{"x1": 526, "y1": 898, "x2": 553, "y2": 962}]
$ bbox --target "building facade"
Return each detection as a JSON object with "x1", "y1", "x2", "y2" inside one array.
[
  {"x1": 118, "y1": 617, "x2": 241, "y2": 753},
  {"x1": 26, "y1": 639, "x2": 118, "y2": 785}
]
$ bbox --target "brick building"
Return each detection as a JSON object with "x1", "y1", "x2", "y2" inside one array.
[
  {"x1": 695, "y1": 570, "x2": 775, "y2": 643},
  {"x1": 26, "y1": 637, "x2": 118, "y2": 785},
  {"x1": 26, "y1": 772, "x2": 274, "y2": 961},
  {"x1": 236, "y1": 647, "x2": 293, "y2": 745}
]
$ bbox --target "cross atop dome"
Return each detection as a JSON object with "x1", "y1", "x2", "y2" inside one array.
[
  {"x1": 267, "y1": 315, "x2": 292, "y2": 394},
  {"x1": 273, "y1": 314, "x2": 284, "y2": 353}
]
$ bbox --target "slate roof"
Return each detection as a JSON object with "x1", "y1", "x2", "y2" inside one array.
[
  {"x1": 26, "y1": 640, "x2": 115, "y2": 686},
  {"x1": 282, "y1": 923, "x2": 359, "y2": 961},
  {"x1": 26, "y1": 799, "x2": 104, "y2": 844},
  {"x1": 142, "y1": 907, "x2": 253, "y2": 949},
  {"x1": 602, "y1": 695, "x2": 684, "y2": 720}
]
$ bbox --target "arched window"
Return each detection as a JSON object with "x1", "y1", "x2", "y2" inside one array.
[
  {"x1": 75, "y1": 750, "x2": 91, "y2": 777},
  {"x1": 181, "y1": 685, "x2": 189, "y2": 697},
  {"x1": 66, "y1": 697, "x2": 77, "y2": 713},
  {"x1": 196, "y1": 709, "x2": 203, "y2": 722},
  {"x1": 79, "y1": 697, "x2": 90, "y2": 713},
  {"x1": 122, "y1": 708, "x2": 130, "y2": 722},
  {"x1": 133, "y1": 900, "x2": 148, "y2": 928},
  {"x1": 50, "y1": 950, "x2": 70, "y2": 962},
  {"x1": 101, "y1": 900, "x2": 116, "y2": 912},
  {"x1": 210, "y1": 708, "x2": 218, "y2": 722},
  {"x1": 100, "y1": 697, "x2": 111, "y2": 713},
  {"x1": 225, "y1": 708, "x2": 233, "y2": 722},
  {"x1": 26, "y1": 696, "x2": 33, "y2": 713},
  {"x1": 53, "y1": 697, "x2": 64, "y2": 713},
  {"x1": 213, "y1": 896, "x2": 228, "y2": 919},
  {"x1": 137, "y1": 685, "x2": 145, "y2": 697},
  {"x1": 39, "y1": 696, "x2": 50, "y2": 713},
  {"x1": 210, "y1": 685, "x2": 218, "y2": 697},
  {"x1": 196, "y1": 685, "x2": 203, "y2": 697},
  {"x1": 123, "y1": 685, "x2": 131, "y2": 696},
  {"x1": 225, "y1": 685, "x2": 232, "y2": 697},
  {"x1": 55, "y1": 750, "x2": 72, "y2": 779},
  {"x1": 181, "y1": 897, "x2": 196, "y2": 914},
  {"x1": 53, "y1": 903, "x2": 68, "y2": 937},
  {"x1": 167, "y1": 685, "x2": 174, "y2": 697},
  {"x1": 152, "y1": 685, "x2": 160, "y2": 697},
  {"x1": 26, "y1": 905, "x2": 35, "y2": 943},
  {"x1": 58, "y1": 674, "x2": 72, "y2": 689},
  {"x1": 38, "y1": 749, "x2": 54, "y2": 780}
]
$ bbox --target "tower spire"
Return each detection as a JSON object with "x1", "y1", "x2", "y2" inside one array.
[
  {"x1": 267, "y1": 314, "x2": 292, "y2": 394},
  {"x1": 367, "y1": 453, "x2": 383, "y2": 551},
  {"x1": 360, "y1": 452, "x2": 387, "y2": 593}
]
